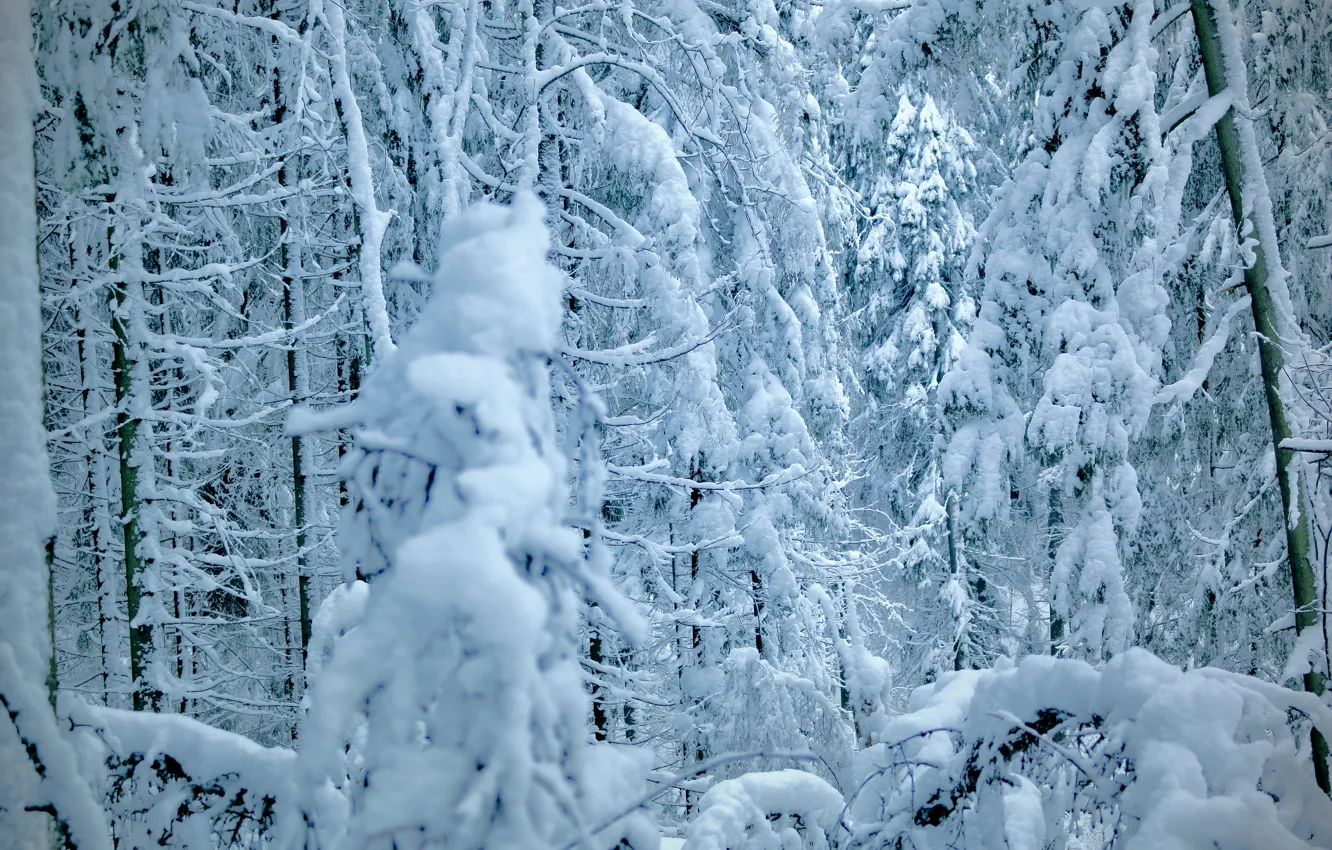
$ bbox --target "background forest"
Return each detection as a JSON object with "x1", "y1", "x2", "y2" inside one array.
[{"x1": 4, "y1": 0, "x2": 1332, "y2": 847}]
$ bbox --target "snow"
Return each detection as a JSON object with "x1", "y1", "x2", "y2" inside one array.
[
  {"x1": 1210, "y1": 0, "x2": 1305, "y2": 352},
  {"x1": 325, "y1": 0, "x2": 395, "y2": 361},
  {"x1": 1156, "y1": 295, "x2": 1252, "y2": 406},
  {"x1": 0, "y1": 1, "x2": 109, "y2": 844},
  {"x1": 1002, "y1": 776, "x2": 1046, "y2": 850},
  {"x1": 1283, "y1": 437, "x2": 1332, "y2": 454},
  {"x1": 0, "y1": 0, "x2": 55, "y2": 717}
]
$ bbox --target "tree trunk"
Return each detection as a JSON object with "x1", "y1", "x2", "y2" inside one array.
[
  {"x1": 947, "y1": 491, "x2": 966, "y2": 671},
  {"x1": 1048, "y1": 488, "x2": 1065, "y2": 653},
  {"x1": 110, "y1": 219, "x2": 156, "y2": 713},
  {"x1": 74, "y1": 291, "x2": 113, "y2": 704},
  {"x1": 272, "y1": 23, "x2": 313, "y2": 698},
  {"x1": 588, "y1": 627, "x2": 608, "y2": 741},
  {"x1": 1191, "y1": 0, "x2": 1329, "y2": 795}
]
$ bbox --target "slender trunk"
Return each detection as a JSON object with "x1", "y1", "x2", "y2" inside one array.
[
  {"x1": 621, "y1": 641, "x2": 636, "y2": 742},
  {"x1": 74, "y1": 289, "x2": 113, "y2": 704},
  {"x1": 149, "y1": 263, "x2": 185, "y2": 717},
  {"x1": 110, "y1": 217, "x2": 154, "y2": 713},
  {"x1": 285, "y1": 234, "x2": 311, "y2": 676},
  {"x1": 947, "y1": 491, "x2": 966, "y2": 672},
  {"x1": 588, "y1": 627, "x2": 607, "y2": 741},
  {"x1": 338, "y1": 342, "x2": 361, "y2": 508},
  {"x1": 834, "y1": 585, "x2": 863, "y2": 746},
  {"x1": 273, "y1": 32, "x2": 313, "y2": 701},
  {"x1": 685, "y1": 465, "x2": 705, "y2": 816},
  {"x1": 751, "y1": 570, "x2": 764, "y2": 654},
  {"x1": 45, "y1": 539, "x2": 58, "y2": 712},
  {"x1": 1191, "y1": 0, "x2": 1329, "y2": 795},
  {"x1": 1048, "y1": 488, "x2": 1064, "y2": 653},
  {"x1": 326, "y1": 1, "x2": 394, "y2": 362}
]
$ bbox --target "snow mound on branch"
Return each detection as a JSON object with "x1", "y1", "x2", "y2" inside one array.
[{"x1": 684, "y1": 769, "x2": 844, "y2": 850}]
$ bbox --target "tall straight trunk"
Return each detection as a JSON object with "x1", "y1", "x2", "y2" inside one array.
[
  {"x1": 1047, "y1": 488, "x2": 1064, "y2": 653},
  {"x1": 272, "y1": 29, "x2": 313, "y2": 692},
  {"x1": 947, "y1": 491, "x2": 965, "y2": 672},
  {"x1": 109, "y1": 217, "x2": 155, "y2": 713},
  {"x1": 326, "y1": 0, "x2": 394, "y2": 363},
  {"x1": 588, "y1": 626, "x2": 608, "y2": 741},
  {"x1": 684, "y1": 465, "x2": 706, "y2": 816},
  {"x1": 281, "y1": 200, "x2": 311, "y2": 673},
  {"x1": 46, "y1": 537, "x2": 58, "y2": 713},
  {"x1": 337, "y1": 328, "x2": 361, "y2": 509},
  {"x1": 284, "y1": 230, "x2": 312, "y2": 675},
  {"x1": 1191, "y1": 0, "x2": 1329, "y2": 795},
  {"x1": 751, "y1": 569, "x2": 765, "y2": 654},
  {"x1": 74, "y1": 284, "x2": 113, "y2": 704},
  {"x1": 148, "y1": 255, "x2": 188, "y2": 717}
]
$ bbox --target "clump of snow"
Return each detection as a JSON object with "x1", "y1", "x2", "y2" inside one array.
[
  {"x1": 68, "y1": 702, "x2": 296, "y2": 849},
  {"x1": 684, "y1": 769, "x2": 845, "y2": 850},
  {"x1": 845, "y1": 649, "x2": 1332, "y2": 849}
]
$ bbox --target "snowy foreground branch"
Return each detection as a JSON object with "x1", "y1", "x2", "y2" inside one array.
[
  {"x1": 35, "y1": 644, "x2": 1332, "y2": 848},
  {"x1": 680, "y1": 650, "x2": 1332, "y2": 850}
]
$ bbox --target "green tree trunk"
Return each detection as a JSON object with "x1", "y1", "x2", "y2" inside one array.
[
  {"x1": 109, "y1": 220, "x2": 156, "y2": 713},
  {"x1": 1191, "y1": 0, "x2": 1330, "y2": 795}
]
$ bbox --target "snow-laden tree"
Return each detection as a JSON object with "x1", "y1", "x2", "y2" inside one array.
[
  {"x1": 843, "y1": 88, "x2": 983, "y2": 683},
  {"x1": 38, "y1": 0, "x2": 297, "y2": 733},
  {"x1": 326, "y1": 0, "x2": 867, "y2": 802},
  {"x1": 1058, "y1": 0, "x2": 1332, "y2": 745},
  {"x1": 27, "y1": 0, "x2": 867, "y2": 807},
  {"x1": 936, "y1": 0, "x2": 1181, "y2": 662},
  {"x1": 856, "y1": 93, "x2": 975, "y2": 426},
  {"x1": 296, "y1": 194, "x2": 654, "y2": 849},
  {"x1": 36, "y1": 0, "x2": 381, "y2": 740},
  {"x1": 842, "y1": 650, "x2": 1332, "y2": 850},
  {"x1": 811, "y1": 0, "x2": 1024, "y2": 694},
  {"x1": 676, "y1": 651, "x2": 1332, "y2": 850}
]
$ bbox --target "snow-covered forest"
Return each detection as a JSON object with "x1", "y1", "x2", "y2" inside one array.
[{"x1": 4, "y1": 0, "x2": 1332, "y2": 846}]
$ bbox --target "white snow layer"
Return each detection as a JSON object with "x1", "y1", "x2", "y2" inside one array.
[
  {"x1": 0, "y1": 2, "x2": 110, "y2": 845},
  {"x1": 849, "y1": 649, "x2": 1332, "y2": 850}
]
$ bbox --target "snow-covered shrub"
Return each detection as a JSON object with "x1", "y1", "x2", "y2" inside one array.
[
  {"x1": 684, "y1": 769, "x2": 845, "y2": 850},
  {"x1": 677, "y1": 651, "x2": 1332, "y2": 850},
  {"x1": 295, "y1": 193, "x2": 653, "y2": 849},
  {"x1": 712, "y1": 648, "x2": 857, "y2": 789},
  {"x1": 68, "y1": 703, "x2": 295, "y2": 849},
  {"x1": 845, "y1": 649, "x2": 1332, "y2": 850}
]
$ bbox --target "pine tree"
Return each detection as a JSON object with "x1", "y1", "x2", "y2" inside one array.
[{"x1": 847, "y1": 89, "x2": 983, "y2": 681}]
